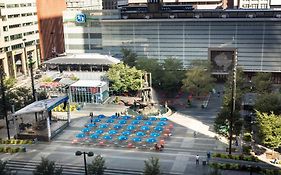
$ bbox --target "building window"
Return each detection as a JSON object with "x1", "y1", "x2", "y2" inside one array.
[
  {"x1": 6, "y1": 4, "x2": 19, "y2": 8},
  {"x1": 251, "y1": 4, "x2": 258, "y2": 8},
  {"x1": 260, "y1": 4, "x2": 267, "y2": 8},
  {"x1": 23, "y1": 31, "x2": 35, "y2": 36},
  {"x1": 22, "y1": 22, "x2": 33, "y2": 26},
  {"x1": 90, "y1": 44, "x2": 103, "y2": 50},
  {"x1": 69, "y1": 44, "x2": 89, "y2": 50},
  {"x1": 11, "y1": 44, "x2": 22, "y2": 50},
  {"x1": 4, "y1": 36, "x2": 9, "y2": 41},
  {"x1": 10, "y1": 34, "x2": 22, "y2": 40},
  {"x1": 3, "y1": 26, "x2": 8, "y2": 31},
  {"x1": 9, "y1": 24, "x2": 21, "y2": 29},
  {"x1": 1, "y1": 16, "x2": 7, "y2": 21},
  {"x1": 90, "y1": 33, "x2": 102, "y2": 39},
  {"x1": 8, "y1": 14, "x2": 20, "y2": 18}
]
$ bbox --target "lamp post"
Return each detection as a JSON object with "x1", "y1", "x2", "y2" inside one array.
[
  {"x1": 0, "y1": 70, "x2": 10, "y2": 139},
  {"x1": 75, "y1": 151, "x2": 94, "y2": 175},
  {"x1": 28, "y1": 52, "x2": 37, "y2": 121},
  {"x1": 228, "y1": 50, "x2": 237, "y2": 155}
]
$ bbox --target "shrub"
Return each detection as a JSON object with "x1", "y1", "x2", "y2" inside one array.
[
  {"x1": 225, "y1": 163, "x2": 231, "y2": 169},
  {"x1": 242, "y1": 145, "x2": 251, "y2": 155},
  {"x1": 0, "y1": 147, "x2": 3, "y2": 152},
  {"x1": 243, "y1": 133, "x2": 252, "y2": 142},
  {"x1": 215, "y1": 153, "x2": 221, "y2": 158}
]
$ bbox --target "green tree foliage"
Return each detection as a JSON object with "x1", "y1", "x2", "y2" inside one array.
[
  {"x1": 0, "y1": 160, "x2": 9, "y2": 175},
  {"x1": 88, "y1": 155, "x2": 106, "y2": 175},
  {"x1": 4, "y1": 78, "x2": 16, "y2": 89},
  {"x1": 121, "y1": 48, "x2": 137, "y2": 67},
  {"x1": 161, "y1": 58, "x2": 184, "y2": 92},
  {"x1": 256, "y1": 111, "x2": 281, "y2": 149},
  {"x1": 107, "y1": 63, "x2": 143, "y2": 93},
  {"x1": 251, "y1": 72, "x2": 272, "y2": 94},
  {"x1": 182, "y1": 66, "x2": 215, "y2": 96},
  {"x1": 143, "y1": 157, "x2": 161, "y2": 175},
  {"x1": 33, "y1": 157, "x2": 63, "y2": 175},
  {"x1": 136, "y1": 58, "x2": 162, "y2": 88},
  {"x1": 214, "y1": 68, "x2": 245, "y2": 136},
  {"x1": 254, "y1": 93, "x2": 281, "y2": 115}
]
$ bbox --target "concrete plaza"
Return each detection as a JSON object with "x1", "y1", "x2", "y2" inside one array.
[{"x1": 0, "y1": 86, "x2": 263, "y2": 175}]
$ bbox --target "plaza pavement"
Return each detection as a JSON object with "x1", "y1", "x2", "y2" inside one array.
[{"x1": 0, "y1": 84, "x2": 279, "y2": 174}]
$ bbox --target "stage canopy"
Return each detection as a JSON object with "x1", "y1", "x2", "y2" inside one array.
[{"x1": 13, "y1": 96, "x2": 69, "y2": 116}]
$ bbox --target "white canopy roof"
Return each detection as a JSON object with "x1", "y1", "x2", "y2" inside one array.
[
  {"x1": 70, "y1": 80, "x2": 107, "y2": 87},
  {"x1": 13, "y1": 96, "x2": 69, "y2": 116}
]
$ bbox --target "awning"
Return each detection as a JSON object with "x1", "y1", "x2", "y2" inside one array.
[{"x1": 13, "y1": 96, "x2": 69, "y2": 116}]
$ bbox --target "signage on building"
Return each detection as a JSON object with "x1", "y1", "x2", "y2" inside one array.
[{"x1": 76, "y1": 13, "x2": 86, "y2": 23}]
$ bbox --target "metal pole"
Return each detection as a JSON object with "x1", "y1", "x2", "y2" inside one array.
[
  {"x1": 0, "y1": 71, "x2": 10, "y2": 139},
  {"x1": 228, "y1": 50, "x2": 237, "y2": 155},
  {"x1": 83, "y1": 152, "x2": 88, "y2": 175},
  {"x1": 28, "y1": 54, "x2": 38, "y2": 122}
]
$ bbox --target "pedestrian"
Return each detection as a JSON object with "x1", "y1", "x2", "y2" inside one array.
[
  {"x1": 193, "y1": 131, "x2": 197, "y2": 138},
  {"x1": 196, "y1": 155, "x2": 199, "y2": 165}
]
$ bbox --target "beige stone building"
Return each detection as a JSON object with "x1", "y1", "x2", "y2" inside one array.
[{"x1": 0, "y1": 0, "x2": 40, "y2": 78}]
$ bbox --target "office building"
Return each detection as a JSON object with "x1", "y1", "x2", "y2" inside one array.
[
  {"x1": 36, "y1": 0, "x2": 66, "y2": 61},
  {"x1": 128, "y1": 0, "x2": 230, "y2": 9},
  {"x1": 0, "y1": 0, "x2": 40, "y2": 78},
  {"x1": 63, "y1": 4, "x2": 281, "y2": 82}
]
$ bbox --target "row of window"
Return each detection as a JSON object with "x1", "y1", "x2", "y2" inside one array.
[
  {"x1": 242, "y1": 4, "x2": 268, "y2": 8},
  {"x1": 6, "y1": 3, "x2": 35, "y2": 8},
  {"x1": 3, "y1": 21, "x2": 38, "y2": 32},
  {"x1": 4, "y1": 30, "x2": 38, "y2": 41},
  {"x1": 67, "y1": 33, "x2": 102, "y2": 39},
  {"x1": 7, "y1": 12, "x2": 37, "y2": 19}
]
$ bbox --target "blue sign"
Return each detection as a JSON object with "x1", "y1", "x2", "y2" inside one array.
[{"x1": 76, "y1": 13, "x2": 86, "y2": 23}]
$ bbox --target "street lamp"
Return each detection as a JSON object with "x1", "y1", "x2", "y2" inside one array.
[
  {"x1": 75, "y1": 151, "x2": 94, "y2": 175},
  {"x1": 228, "y1": 50, "x2": 237, "y2": 155},
  {"x1": 28, "y1": 52, "x2": 37, "y2": 121},
  {"x1": 0, "y1": 70, "x2": 10, "y2": 139}
]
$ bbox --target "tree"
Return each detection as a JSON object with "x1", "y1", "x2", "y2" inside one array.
[
  {"x1": 251, "y1": 72, "x2": 272, "y2": 94},
  {"x1": 0, "y1": 160, "x2": 9, "y2": 175},
  {"x1": 143, "y1": 157, "x2": 161, "y2": 175},
  {"x1": 136, "y1": 58, "x2": 162, "y2": 88},
  {"x1": 88, "y1": 155, "x2": 106, "y2": 175},
  {"x1": 214, "y1": 68, "x2": 246, "y2": 137},
  {"x1": 254, "y1": 93, "x2": 281, "y2": 115},
  {"x1": 256, "y1": 111, "x2": 281, "y2": 149},
  {"x1": 107, "y1": 63, "x2": 143, "y2": 93},
  {"x1": 34, "y1": 157, "x2": 63, "y2": 175},
  {"x1": 160, "y1": 58, "x2": 184, "y2": 92},
  {"x1": 182, "y1": 66, "x2": 215, "y2": 96},
  {"x1": 121, "y1": 48, "x2": 137, "y2": 67}
]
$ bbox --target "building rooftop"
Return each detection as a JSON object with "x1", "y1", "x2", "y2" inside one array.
[
  {"x1": 44, "y1": 53, "x2": 121, "y2": 65},
  {"x1": 70, "y1": 80, "x2": 107, "y2": 87}
]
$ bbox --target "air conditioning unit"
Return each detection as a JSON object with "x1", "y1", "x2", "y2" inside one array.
[{"x1": 221, "y1": 14, "x2": 227, "y2": 18}]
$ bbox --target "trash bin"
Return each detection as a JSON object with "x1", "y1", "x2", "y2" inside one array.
[{"x1": 202, "y1": 160, "x2": 207, "y2": 165}]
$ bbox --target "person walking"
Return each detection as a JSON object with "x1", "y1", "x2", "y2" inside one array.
[{"x1": 196, "y1": 155, "x2": 199, "y2": 165}]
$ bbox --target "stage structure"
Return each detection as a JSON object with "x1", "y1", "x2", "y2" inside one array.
[{"x1": 12, "y1": 96, "x2": 70, "y2": 141}]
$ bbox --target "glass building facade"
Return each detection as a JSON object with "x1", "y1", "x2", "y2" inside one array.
[{"x1": 64, "y1": 10, "x2": 281, "y2": 73}]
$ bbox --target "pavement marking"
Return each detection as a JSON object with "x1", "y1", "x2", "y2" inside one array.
[{"x1": 170, "y1": 152, "x2": 190, "y2": 174}]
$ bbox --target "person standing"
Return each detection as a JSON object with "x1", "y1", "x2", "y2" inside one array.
[{"x1": 196, "y1": 155, "x2": 200, "y2": 165}]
